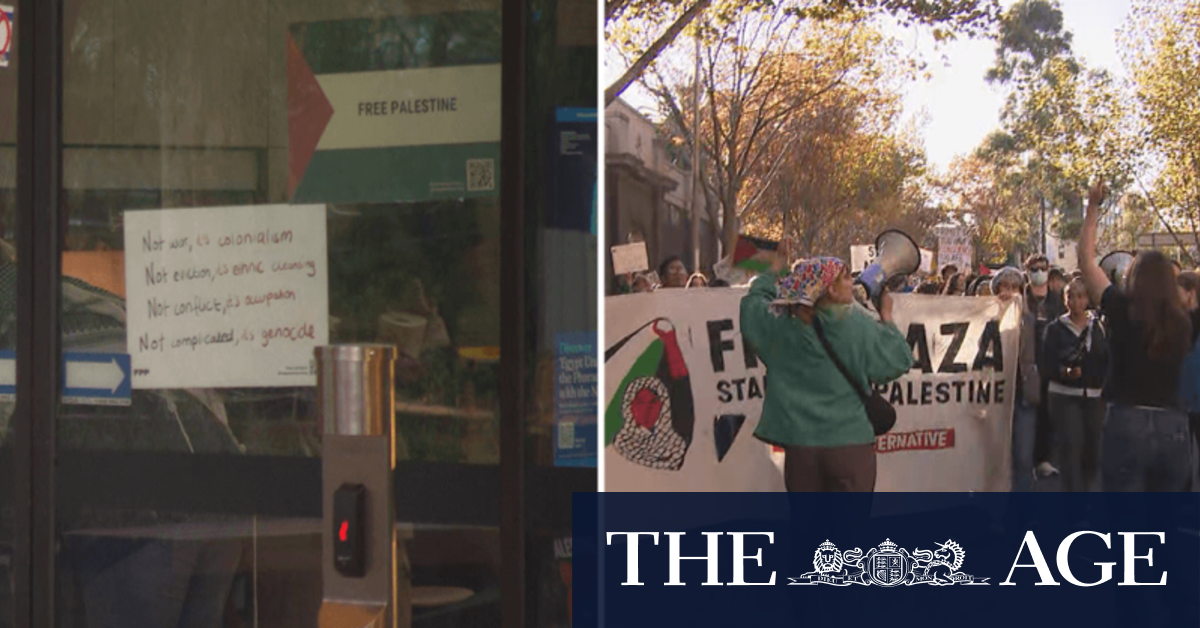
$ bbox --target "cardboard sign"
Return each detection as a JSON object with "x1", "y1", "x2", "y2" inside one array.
[{"x1": 611, "y1": 242, "x2": 649, "y2": 275}]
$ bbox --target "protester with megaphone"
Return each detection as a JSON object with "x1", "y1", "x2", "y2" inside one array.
[
  {"x1": 857, "y1": 229, "x2": 922, "y2": 312},
  {"x1": 1080, "y1": 180, "x2": 1194, "y2": 491},
  {"x1": 739, "y1": 237, "x2": 913, "y2": 492}
]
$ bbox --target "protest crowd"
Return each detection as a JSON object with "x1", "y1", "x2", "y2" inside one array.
[{"x1": 609, "y1": 181, "x2": 1200, "y2": 494}]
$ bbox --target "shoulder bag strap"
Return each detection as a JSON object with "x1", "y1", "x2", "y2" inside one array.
[{"x1": 812, "y1": 316, "x2": 870, "y2": 403}]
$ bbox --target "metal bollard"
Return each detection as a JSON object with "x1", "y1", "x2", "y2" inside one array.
[{"x1": 315, "y1": 345, "x2": 408, "y2": 628}]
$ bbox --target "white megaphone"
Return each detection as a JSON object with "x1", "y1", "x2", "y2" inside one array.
[
  {"x1": 1100, "y1": 251, "x2": 1135, "y2": 292},
  {"x1": 857, "y1": 229, "x2": 921, "y2": 308}
]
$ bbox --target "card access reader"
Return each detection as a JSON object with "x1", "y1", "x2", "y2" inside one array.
[
  {"x1": 317, "y1": 345, "x2": 403, "y2": 628},
  {"x1": 333, "y1": 483, "x2": 366, "y2": 577}
]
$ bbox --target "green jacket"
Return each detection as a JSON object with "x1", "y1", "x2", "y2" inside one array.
[{"x1": 741, "y1": 273, "x2": 913, "y2": 447}]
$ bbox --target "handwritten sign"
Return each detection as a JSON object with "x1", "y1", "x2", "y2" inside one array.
[
  {"x1": 938, "y1": 229, "x2": 973, "y2": 273},
  {"x1": 611, "y1": 242, "x2": 649, "y2": 275},
  {"x1": 123, "y1": 205, "x2": 330, "y2": 389}
]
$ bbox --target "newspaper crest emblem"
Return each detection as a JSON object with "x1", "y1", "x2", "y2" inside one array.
[{"x1": 790, "y1": 538, "x2": 989, "y2": 587}]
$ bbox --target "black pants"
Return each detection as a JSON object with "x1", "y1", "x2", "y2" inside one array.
[
  {"x1": 1034, "y1": 380, "x2": 1054, "y2": 465},
  {"x1": 783, "y1": 444, "x2": 876, "y2": 492},
  {"x1": 1048, "y1": 393, "x2": 1105, "y2": 492}
]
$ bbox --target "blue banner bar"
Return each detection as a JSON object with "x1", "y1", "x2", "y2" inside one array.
[{"x1": 575, "y1": 493, "x2": 1200, "y2": 628}]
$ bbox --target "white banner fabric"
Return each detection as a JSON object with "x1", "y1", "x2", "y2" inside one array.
[{"x1": 604, "y1": 289, "x2": 1021, "y2": 492}]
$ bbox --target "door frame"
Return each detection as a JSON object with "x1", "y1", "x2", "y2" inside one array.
[{"x1": 10, "y1": 0, "x2": 591, "y2": 627}]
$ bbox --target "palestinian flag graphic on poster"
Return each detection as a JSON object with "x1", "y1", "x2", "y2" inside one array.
[
  {"x1": 287, "y1": 12, "x2": 501, "y2": 204},
  {"x1": 604, "y1": 318, "x2": 695, "y2": 471}
]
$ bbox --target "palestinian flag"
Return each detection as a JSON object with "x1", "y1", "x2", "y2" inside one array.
[
  {"x1": 604, "y1": 318, "x2": 695, "y2": 471},
  {"x1": 732, "y1": 235, "x2": 779, "y2": 273}
]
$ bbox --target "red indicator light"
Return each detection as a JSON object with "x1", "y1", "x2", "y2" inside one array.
[{"x1": 339, "y1": 520, "x2": 349, "y2": 542}]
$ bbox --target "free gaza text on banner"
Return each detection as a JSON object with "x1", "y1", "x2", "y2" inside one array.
[{"x1": 604, "y1": 289, "x2": 1020, "y2": 492}]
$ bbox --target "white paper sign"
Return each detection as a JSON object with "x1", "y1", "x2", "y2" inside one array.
[
  {"x1": 920, "y1": 248, "x2": 934, "y2": 274},
  {"x1": 124, "y1": 204, "x2": 330, "y2": 389},
  {"x1": 851, "y1": 244, "x2": 876, "y2": 270},
  {"x1": 604, "y1": 290, "x2": 1019, "y2": 492},
  {"x1": 610, "y1": 242, "x2": 649, "y2": 275},
  {"x1": 938, "y1": 228, "x2": 973, "y2": 272}
]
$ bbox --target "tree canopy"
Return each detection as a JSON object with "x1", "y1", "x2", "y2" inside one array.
[{"x1": 606, "y1": 0, "x2": 1000, "y2": 105}]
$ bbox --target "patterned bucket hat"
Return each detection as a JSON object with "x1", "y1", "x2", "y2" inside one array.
[{"x1": 771, "y1": 257, "x2": 848, "y2": 308}]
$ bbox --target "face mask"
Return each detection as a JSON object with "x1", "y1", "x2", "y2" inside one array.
[{"x1": 1030, "y1": 271, "x2": 1048, "y2": 286}]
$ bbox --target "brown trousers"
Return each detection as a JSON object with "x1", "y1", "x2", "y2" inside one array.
[{"x1": 784, "y1": 444, "x2": 877, "y2": 492}]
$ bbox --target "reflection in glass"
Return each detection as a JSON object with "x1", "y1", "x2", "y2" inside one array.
[
  {"x1": 56, "y1": 0, "x2": 505, "y2": 625},
  {"x1": 56, "y1": 2, "x2": 503, "y2": 462}
]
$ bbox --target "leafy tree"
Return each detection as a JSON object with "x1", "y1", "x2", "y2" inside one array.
[
  {"x1": 983, "y1": 0, "x2": 1139, "y2": 249},
  {"x1": 985, "y1": 0, "x2": 1074, "y2": 83},
  {"x1": 606, "y1": 0, "x2": 1001, "y2": 105},
  {"x1": 1121, "y1": 0, "x2": 1200, "y2": 257},
  {"x1": 640, "y1": 14, "x2": 878, "y2": 252},
  {"x1": 941, "y1": 150, "x2": 1038, "y2": 264}
]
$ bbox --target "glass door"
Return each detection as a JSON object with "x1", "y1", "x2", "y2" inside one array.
[{"x1": 39, "y1": 0, "x2": 586, "y2": 626}]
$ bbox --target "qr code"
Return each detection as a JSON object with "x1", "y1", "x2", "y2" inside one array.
[
  {"x1": 558, "y1": 422, "x2": 575, "y2": 449},
  {"x1": 466, "y1": 158, "x2": 495, "y2": 191}
]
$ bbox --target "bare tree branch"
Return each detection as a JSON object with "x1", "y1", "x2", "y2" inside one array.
[
  {"x1": 606, "y1": 0, "x2": 713, "y2": 106},
  {"x1": 1136, "y1": 177, "x2": 1196, "y2": 267}
]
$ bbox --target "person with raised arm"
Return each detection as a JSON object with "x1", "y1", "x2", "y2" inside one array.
[{"x1": 1079, "y1": 180, "x2": 1193, "y2": 491}]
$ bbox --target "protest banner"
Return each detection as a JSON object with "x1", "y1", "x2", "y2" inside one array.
[{"x1": 604, "y1": 289, "x2": 1020, "y2": 492}]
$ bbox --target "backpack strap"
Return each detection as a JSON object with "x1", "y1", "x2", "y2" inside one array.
[{"x1": 812, "y1": 316, "x2": 870, "y2": 404}]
